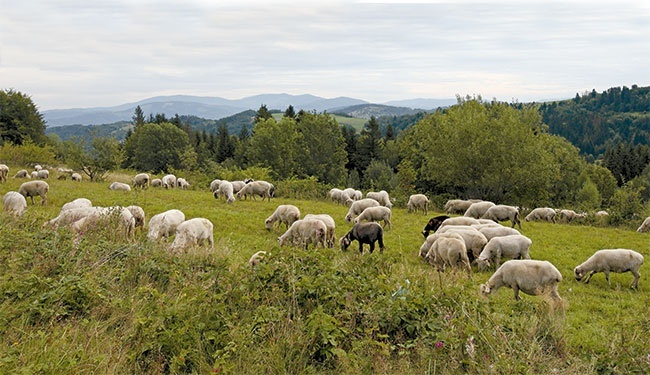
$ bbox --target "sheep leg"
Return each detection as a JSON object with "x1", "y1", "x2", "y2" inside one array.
[
  {"x1": 584, "y1": 271, "x2": 595, "y2": 284},
  {"x1": 604, "y1": 271, "x2": 611, "y2": 286},
  {"x1": 513, "y1": 285, "x2": 521, "y2": 301},
  {"x1": 631, "y1": 270, "x2": 640, "y2": 288},
  {"x1": 368, "y1": 241, "x2": 375, "y2": 254}
]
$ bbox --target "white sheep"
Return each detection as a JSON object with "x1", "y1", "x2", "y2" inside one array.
[
  {"x1": 44, "y1": 206, "x2": 100, "y2": 229},
  {"x1": 126, "y1": 205, "x2": 146, "y2": 229},
  {"x1": 71, "y1": 173, "x2": 82, "y2": 182},
  {"x1": 61, "y1": 198, "x2": 93, "y2": 211},
  {"x1": 132, "y1": 173, "x2": 150, "y2": 188},
  {"x1": 464, "y1": 201, "x2": 495, "y2": 219},
  {"x1": 636, "y1": 217, "x2": 650, "y2": 233},
  {"x1": 265, "y1": 204, "x2": 301, "y2": 231},
  {"x1": 343, "y1": 188, "x2": 362, "y2": 201},
  {"x1": 170, "y1": 218, "x2": 214, "y2": 252},
  {"x1": 444, "y1": 199, "x2": 474, "y2": 215},
  {"x1": 18, "y1": 180, "x2": 49, "y2": 205},
  {"x1": 439, "y1": 216, "x2": 480, "y2": 229},
  {"x1": 327, "y1": 188, "x2": 349, "y2": 205},
  {"x1": 72, "y1": 206, "x2": 135, "y2": 237},
  {"x1": 230, "y1": 180, "x2": 249, "y2": 195},
  {"x1": 3, "y1": 191, "x2": 27, "y2": 216},
  {"x1": 366, "y1": 190, "x2": 392, "y2": 209},
  {"x1": 480, "y1": 260, "x2": 563, "y2": 301},
  {"x1": 427, "y1": 232, "x2": 471, "y2": 276},
  {"x1": 237, "y1": 180, "x2": 274, "y2": 201},
  {"x1": 151, "y1": 178, "x2": 163, "y2": 187},
  {"x1": 0, "y1": 164, "x2": 9, "y2": 182},
  {"x1": 481, "y1": 205, "x2": 521, "y2": 229},
  {"x1": 354, "y1": 206, "x2": 392, "y2": 229},
  {"x1": 477, "y1": 225, "x2": 521, "y2": 241},
  {"x1": 30, "y1": 171, "x2": 38, "y2": 179},
  {"x1": 147, "y1": 209, "x2": 186, "y2": 241},
  {"x1": 249, "y1": 251, "x2": 267, "y2": 268},
  {"x1": 215, "y1": 181, "x2": 235, "y2": 203},
  {"x1": 304, "y1": 213, "x2": 336, "y2": 248},
  {"x1": 109, "y1": 181, "x2": 131, "y2": 191},
  {"x1": 477, "y1": 234, "x2": 532, "y2": 271},
  {"x1": 407, "y1": 194, "x2": 429, "y2": 215},
  {"x1": 13, "y1": 169, "x2": 29, "y2": 178},
  {"x1": 278, "y1": 218, "x2": 326, "y2": 249},
  {"x1": 558, "y1": 209, "x2": 587, "y2": 223},
  {"x1": 434, "y1": 226, "x2": 488, "y2": 262},
  {"x1": 162, "y1": 174, "x2": 177, "y2": 189},
  {"x1": 345, "y1": 198, "x2": 380, "y2": 222},
  {"x1": 177, "y1": 177, "x2": 190, "y2": 189},
  {"x1": 524, "y1": 207, "x2": 556, "y2": 222},
  {"x1": 574, "y1": 249, "x2": 644, "y2": 288},
  {"x1": 209, "y1": 179, "x2": 223, "y2": 193},
  {"x1": 36, "y1": 169, "x2": 49, "y2": 179},
  {"x1": 34, "y1": 164, "x2": 42, "y2": 171}
]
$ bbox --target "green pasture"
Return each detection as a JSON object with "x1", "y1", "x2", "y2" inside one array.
[{"x1": 1, "y1": 172, "x2": 649, "y2": 373}]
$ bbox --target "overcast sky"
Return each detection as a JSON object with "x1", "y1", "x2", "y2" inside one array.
[{"x1": 1, "y1": 0, "x2": 649, "y2": 110}]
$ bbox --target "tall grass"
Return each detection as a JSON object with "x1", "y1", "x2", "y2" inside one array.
[{"x1": 1, "y1": 173, "x2": 650, "y2": 373}]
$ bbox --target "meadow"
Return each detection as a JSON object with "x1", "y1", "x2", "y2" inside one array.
[{"x1": 1, "y1": 171, "x2": 650, "y2": 374}]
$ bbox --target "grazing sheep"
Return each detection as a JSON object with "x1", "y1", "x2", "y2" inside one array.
[
  {"x1": 480, "y1": 260, "x2": 563, "y2": 301},
  {"x1": 177, "y1": 177, "x2": 190, "y2": 189},
  {"x1": 407, "y1": 194, "x2": 429, "y2": 215},
  {"x1": 237, "y1": 180, "x2": 274, "y2": 201},
  {"x1": 343, "y1": 188, "x2": 362, "y2": 201},
  {"x1": 132, "y1": 173, "x2": 150, "y2": 188},
  {"x1": 422, "y1": 215, "x2": 451, "y2": 237},
  {"x1": 439, "y1": 216, "x2": 480, "y2": 229},
  {"x1": 170, "y1": 218, "x2": 214, "y2": 252},
  {"x1": 595, "y1": 210, "x2": 609, "y2": 218},
  {"x1": 34, "y1": 164, "x2": 42, "y2": 171},
  {"x1": 464, "y1": 201, "x2": 495, "y2": 219},
  {"x1": 304, "y1": 213, "x2": 336, "y2": 248},
  {"x1": 36, "y1": 169, "x2": 49, "y2": 179},
  {"x1": 126, "y1": 205, "x2": 146, "y2": 229},
  {"x1": 209, "y1": 179, "x2": 223, "y2": 193},
  {"x1": 249, "y1": 251, "x2": 267, "y2": 268},
  {"x1": 215, "y1": 181, "x2": 235, "y2": 203},
  {"x1": 265, "y1": 204, "x2": 301, "y2": 231},
  {"x1": 340, "y1": 222, "x2": 385, "y2": 254},
  {"x1": 162, "y1": 174, "x2": 177, "y2": 189},
  {"x1": 44, "y1": 206, "x2": 100, "y2": 229},
  {"x1": 3, "y1": 191, "x2": 27, "y2": 216},
  {"x1": 328, "y1": 188, "x2": 350, "y2": 205},
  {"x1": 477, "y1": 226, "x2": 521, "y2": 241},
  {"x1": 0, "y1": 164, "x2": 9, "y2": 182},
  {"x1": 444, "y1": 199, "x2": 474, "y2": 215},
  {"x1": 109, "y1": 181, "x2": 131, "y2": 191},
  {"x1": 147, "y1": 209, "x2": 186, "y2": 241},
  {"x1": 151, "y1": 178, "x2": 163, "y2": 187},
  {"x1": 13, "y1": 169, "x2": 29, "y2": 178},
  {"x1": 31, "y1": 171, "x2": 38, "y2": 179},
  {"x1": 558, "y1": 209, "x2": 587, "y2": 223},
  {"x1": 344, "y1": 198, "x2": 380, "y2": 222},
  {"x1": 278, "y1": 218, "x2": 327, "y2": 249},
  {"x1": 366, "y1": 190, "x2": 392, "y2": 209},
  {"x1": 427, "y1": 232, "x2": 471, "y2": 276},
  {"x1": 71, "y1": 173, "x2": 82, "y2": 182},
  {"x1": 524, "y1": 207, "x2": 556, "y2": 223},
  {"x1": 61, "y1": 198, "x2": 92, "y2": 211},
  {"x1": 481, "y1": 205, "x2": 521, "y2": 229},
  {"x1": 477, "y1": 234, "x2": 532, "y2": 271},
  {"x1": 435, "y1": 226, "x2": 488, "y2": 262},
  {"x1": 354, "y1": 206, "x2": 392, "y2": 229},
  {"x1": 72, "y1": 206, "x2": 136, "y2": 237},
  {"x1": 574, "y1": 249, "x2": 644, "y2": 288},
  {"x1": 18, "y1": 180, "x2": 49, "y2": 206},
  {"x1": 636, "y1": 217, "x2": 650, "y2": 233}
]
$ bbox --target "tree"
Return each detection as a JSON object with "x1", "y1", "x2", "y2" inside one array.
[
  {"x1": 0, "y1": 89, "x2": 47, "y2": 145},
  {"x1": 357, "y1": 116, "x2": 383, "y2": 173},
  {"x1": 295, "y1": 112, "x2": 348, "y2": 185},
  {"x1": 132, "y1": 105, "x2": 145, "y2": 128},
  {"x1": 65, "y1": 134, "x2": 122, "y2": 181},
  {"x1": 284, "y1": 105, "x2": 296, "y2": 119},
  {"x1": 216, "y1": 123, "x2": 235, "y2": 163},
  {"x1": 122, "y1": 122, "x2": 192, "y2": 173},
  {"x1": 248, "y1": 117, "x2": 301, "y2": 179},
  {"x1": 254, "y1": 104, "x2": 273, "y2": 124}
]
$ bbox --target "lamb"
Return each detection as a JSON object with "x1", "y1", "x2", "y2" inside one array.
[
  {"x1": 162, "y1": 174, "x2": 177, "y2": 189},
  {"x1": 0, "y1": 164, "x2": 9, "y2": 182},
  {"x1": 340, "y1": 222, "x2": 385, "y2": 254},
  {"x1": 209, "y1": 179, "x2": 223, "y2": 193},
  {"x1": 278, "y1": 218, "x2": 327, "y2": 249},
  {"x1": 147, "y1": 209, "x2": 186, "y2": 241},
  {"x1": 13, "y1": 169, "x2": 29, "y2": 178},
  {"x1": 344, "y1": 198, "x2": 380, "y2": 222},
  {"x1": 36, "y1": 169, "x2": 49, "y2": 179},
  {"x1": 426, "y1": 232, "x2": 471, "y2": 276},
  {"x1": 177, "y1": 177, "x2": 190, "y2": 189},
  {"x1": 366, "y1": 190, "x2": 392, "y2": 209},
  {"x1": 214, "y1": 181, "x2": 235, "y2": 203},
  {"x1": 476, "y1": 234, "x2": 532, "y2": 271},
  {"x1": 480, "y1": 260, "x2": 563, "y2": 301},
  {"x1": 304, "y1": 214, "x2": 336, "y2": 248},
  {"x1": 151, "y1": 178, "x2": 163, "y2": 187},
  {"x1": 61, "y1": 198, "x2": 92, "y2": 211},
  {"x1": 525, "y1": 207, "x2": 556, "y2": 223},
  {"x1": 170, "y1": 218, "x2": 214, "y2": 252},
  {"x1": 237, "y1": 180, "x2": 274, "y2": 201},
  {"x1": 249, "y1": 251, "x2": 267, "y2": 268},
  {"x1": 477, "y1": 226, "x2": 521, "y2": 241},
  {"x1": 481, "y1": 205, "x2": 521, "y2": 229},
  {"x1": 464, "y1": 201, "x2": 495, "y2": 219},
  {"x1": 18, "y1": 180, "x2": 49, "y2": 205},
  {"x1": 265, "y1": 204, "x2": 301, "y2": 231},
  {"x1": 3, "y1": 191, "x2": 27, "y2": 216},
  {"x1": 574, "y1": 249, "x2": 644, "y2": 288},
  {"x1": 109, "y1": 181, "x2": 131, "y2": 191},
  {"x1": 636, "y1": 217, "x2": 650, "y2": 233},
  {"x1": 444, "y1": 199, "x2": 474, "y2": 215},
  {"x1": 71, "y1": 173, "x2": 82, "y2": 182},
  {"x1": 407, "y1": 194, "x2": 429, "y2": 215},
  {"x1": 421, "y1": 215, "x2": 451, "y2": 237},
  {"x1": 132, "y1": 173, "x2": 150, "y2": 188},
  {"x1": 354, "y1": 206, "x2": 392, "y2": 229},
  {"x1": 126, "y1": 205, "x2": 146, "y2": 229}
]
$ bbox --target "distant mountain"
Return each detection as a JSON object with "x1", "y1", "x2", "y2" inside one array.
[
  {"x1": 383, "y1": 98, "x2": 457, "y2": 109},
  {"x1": 332, "y1": 104, "x2": 426, "y2": 119},
  {"x1": 41, "y1": 93, "x2": 453, "y2": 127}
]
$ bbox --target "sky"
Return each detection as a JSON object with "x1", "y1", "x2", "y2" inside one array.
[{"x1": 1, "y1": 0, "x2": 649, "y2": 110}]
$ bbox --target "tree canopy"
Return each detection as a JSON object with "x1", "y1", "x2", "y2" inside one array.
[
  {"x1": 122, "y1": 122, "x2": 193, "y2": 173},
  {"x1": 0, "y1": 89, "x2": 47, "y2": 145}
]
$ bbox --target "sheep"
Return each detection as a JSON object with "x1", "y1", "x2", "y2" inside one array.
[
  {"x1": 340, "y1": 222, "x2": 385, "y2": 254},
  {"x1": 109, "y1": 181, "x2": 131, "y2": 191},
  {"x1": 170, "y1": 218, "x2": 214, "y2": 252},
  {"x1": 265, "y1": 204, "x2": 300, "y2": 231},
  {"x1": 147, "y1": 209, "x2": 186, "y2": 241},
  {"x1": 36, "y1": 169, "x2": 49, "y2": 179},
  {"x1": 366, "y1": 190, "x2": 392, "y2": 209},
  {"x1": 481, "y1": 205, "x2": 521, "y2": 229},
  {"x1": 132, "y1": 173, "x2": 150, "y2": 188},
  {"x1": 328, "y1": 188, "x2": 350, "y2": 205},
  {"x1": 249, "y1": 251, "x2": 267, "y2": 268},
  {"x1": 354, "y1": 206, "x2": 392, "y2": 229},
  {"x1": 237, "y1": 180, "x2": 274, "y2": 201},
  {"x1": 476, "y1": 234, "x2": 532, "y2": 271},
  {"x1": 278, "y1": 218, "x2": 327, "y2": 249},
  {"x1": 126, "y1": 205, "x2": 146, "y2": 229},
  {"x1": 525, "y1": 207, "x2": 556, "y2": 223},
  {"x1": 30, "y1": 171, "x2": 38, "y2": 179},
  {"x1": 434, "y1": 226, "x2": 488, "y2": 262},
  {"x1": 3, "y1": 191, "x2": 27, "y2": 216},
  {"x1": 477, "y1": 226, "x2": 521, "y2": 241},
  {"x1": 18, "y1": 180, "x2": 49, "y2": 206},
  {"x1": 72, "y1": 206, "x2": 136, "y2": 237},
  {"x1": 439, "y1": 216, "x2": 480, "y2": 229},
  {"x1": 162, "y1": 174, "x2": 177, "y2": 189},
  {"x1": 61, "y1": 198, "x2": 92, "y2": 211},
  {"x1": 44, "y1": 206, "x2": 100, "y2": 229},
  {"x1": 464, "y1": 201, "x2": 495, "y2": 219},
  {"x1": 480, "y1": 260, "x2": 563, "y2": 301},
  {"x1": 13, "y1": 169, "x2": 29, "y2": 178},
  {"x1": 0, "y1": 164, "x2": 9, "y2": 182},
  {"x1": 344, "y1": 198, "x2": 380, "y2": 222},
  {"x1": 177, "y1": 177, "x2": 190, "y2": 189},
  {"x1": 636, "y1": 217, "x2": 650, "y2": 233},
  {"x1": 34, "y1": 164, "x2": 42, "y2": 171},
  {"x1": 558, "y1": 209, "x2": 587, "y2": 223},
  {"x1": 209, "y1": 179, "x2": 223, "y2": 193},
  {"x1": 151, "y1": 178, "x2": 163, "y2": 187},
  {"x1": 230, "y1": 180, "x2": 249, "y2": 195},
  {"x1": 427, "y1": 232, "x2": 471, "y2": 276},
  {"x1": 574, "y1": 249, "x2": 644, "y2": 288},
  {"x1": 407, "y1": 194, "x2": 429, "y2": 215},
  {"x1": 304, "y1": 213, "x2": 336, "y2": 248},
  {"x1": 444, "y1": 199, "x2": 474, "y2": 215},
  {"x1": 595, "y1": 210, "x2": 609, "y2": 218},
  {"x1": 215, "y1": 181, "x2": 235, "y2": 203},
  {"x1": 421, "y1": 215, "x2": 451, "y2": 237},
  {"x1": 71, "y1": 173, "x2": 82, "y2": 182},
  {"x1": 343, "y1": 188, "x2": 362, "y2": 201}
]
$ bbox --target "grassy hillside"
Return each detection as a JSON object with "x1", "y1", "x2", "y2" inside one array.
[{"x1": 1, "y1": 172, "x2": 650, "y2": 373}]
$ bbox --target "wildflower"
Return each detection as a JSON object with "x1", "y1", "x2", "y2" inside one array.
[{"x1": 435, "y1": 341, "x2": 444, "y2": 349}]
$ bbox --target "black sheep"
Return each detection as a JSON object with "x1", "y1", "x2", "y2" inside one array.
[
  {"x1": 421, "y1": 215, "x2": 450, "y2": 238},
  {"x1": 340, "y1": 222, "x2": 385, "y2": 254}
]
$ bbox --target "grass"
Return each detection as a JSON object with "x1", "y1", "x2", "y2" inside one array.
[{"x1": 1, "y1": 171, "x2": 650, "y2": 373}]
